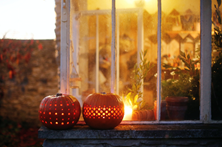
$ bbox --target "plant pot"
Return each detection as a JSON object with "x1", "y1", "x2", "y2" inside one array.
[
  {"x1": 165, "y1": 96, "x2": 188, "y2": 120},
  {"x1": 154, "y1": 100, "x2": 167, "y2": 120},
  {"x1": 132, "y1": 110, "x2": 154, "y2": 121}
]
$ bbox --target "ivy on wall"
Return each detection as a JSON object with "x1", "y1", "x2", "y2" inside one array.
[{"x1": 0, "y1": 39, "x2": 43, "y2": 79}]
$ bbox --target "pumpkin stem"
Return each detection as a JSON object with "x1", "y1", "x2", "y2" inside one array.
[
  {"x1": 100, "y1": 92, "x2": 106, "y2": 94},
  {"x1": 56, "y1": 93, "x2": 63, "y2": 97}
]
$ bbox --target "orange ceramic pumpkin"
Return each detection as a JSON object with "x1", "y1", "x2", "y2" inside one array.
[
  {"x1": 83, "y1": 92, "x2": 124, "y2": 129},
  {"x1": 39, "y1": 93, "x2": 81, "y2": 129}
]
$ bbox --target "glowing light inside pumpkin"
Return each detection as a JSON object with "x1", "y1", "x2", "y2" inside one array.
[
  {"x1": 83, "y1": 105, "x2": 123, "y2": 119},
  {"x1": 123, "y1": 104, "x2": 132, "y2": 120},
  {"x1": 39, "y1": 94, "x2": 81, "y2": 130}
]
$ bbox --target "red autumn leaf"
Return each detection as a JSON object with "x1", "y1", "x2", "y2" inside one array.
[
  {"x1": 24, "y1": 52, "x2": 31, "y2": 63},
  {"x1": 7, "y1": 63, "x2": 13, "y2": 70},
  {"x1": 9, "y1": 70, "x2": 13, "y2": 79},
  {"x1": 16, "y1": 58, "x2": 20, "y2": 64},
  {"x1": 38, "y1": 43, "x2": 43, "y2": 50},
  {"x1": 10, "y1": 55, "x2": 16, "y2": 62},
  {"x1": 0, "y1": 54, "x2": 3, "y2": 62},
  {"x1": 17, "y1": 53, "x2": 22, "y2": 59}
]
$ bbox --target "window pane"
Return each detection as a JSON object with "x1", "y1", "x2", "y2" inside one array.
[
  {"x1": 161, "y1": 0, "x2": 200, "y2": 120},
  {"x1": 87, "y1": 0, "x2": 112, "y2": 10},
  {"x1": 71, "y1": 0, "x2": 201, "y2": 122},
  {"x1": 211, "y1": 0, "x2": 222, "y2": 120},
  {"x1": 71, "y1": 1, "x2": 112, "y2": 121},
  {"x1": 119, "y1": 10, "x2": 157, "y2": 121}
]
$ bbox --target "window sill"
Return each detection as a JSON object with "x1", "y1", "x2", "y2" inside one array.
[{"x1": 38, "y1": 124, "x2": 222, "y2": 139}]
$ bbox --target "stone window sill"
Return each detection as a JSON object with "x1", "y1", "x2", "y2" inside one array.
[
  {"x1": 39, "y1": 124, "x2": 222, "y2": 139},
  {"x1": 38, "y1": 124, "x2": 222, "y2": 146}
]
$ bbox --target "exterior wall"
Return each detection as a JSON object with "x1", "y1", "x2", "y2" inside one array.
[{"x1": 0, "y1": 40, "x2": 59, "y2": 126}]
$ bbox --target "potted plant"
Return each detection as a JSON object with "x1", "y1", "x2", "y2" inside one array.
[
  {"x1": 123, "y1": 49, "x2": 154, "y2": 121},
  {"x1": 162, "y1": 72, "x2": 193, "y2": 120},
  {"x1": 153, "y1": 98, "x2": 167, "y2": 120},
  {"x1": 161, "y1": 39, "x2": 201, "y2": 120}
]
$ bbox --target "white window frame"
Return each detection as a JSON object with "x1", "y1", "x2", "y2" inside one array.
[{"x1": 60, "y1": 0, "x2": 222, "y2": 124}]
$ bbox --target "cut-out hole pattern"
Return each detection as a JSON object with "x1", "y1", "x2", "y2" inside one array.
[
  {"x1": 39, "y1": 94, "x2": 81, "y2": 129},
  {"x1": 83, "y1": 105, "x2": 123, "y2": 120}
]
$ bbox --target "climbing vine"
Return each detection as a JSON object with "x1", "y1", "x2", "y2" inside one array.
[{"x1": 0, "y1": 39, "x2": 43, "y2": 79}]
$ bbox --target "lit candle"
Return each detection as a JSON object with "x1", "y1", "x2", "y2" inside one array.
[{"x1": 123, "y1": 105, "x2": 132, "y2": 120}]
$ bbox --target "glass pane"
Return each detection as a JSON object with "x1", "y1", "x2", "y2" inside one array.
[
  {"x1": 87, "y1": 0, "x2": 112, "y2": 10},
  {"x1": 118, "y1": 12, "x2": 137, "y2": 95},
  {"x1": 119, "y1": 10, "x2": 157, "y2": 121},
  {"x1": 98, "y1": 15, "x2": 112, "y2": 92},
  {"x1": 211, "y1": 0, "x2": 222, "y2": 120},
  {"x1": 118, "y1": 2, "x2": 159, "y2": 121},
  {"x1": 71, "y1": 0, "x2": 159, "y2": 121},
  {"x1": 71, "y1": 1, "x2": 112, "y2": 121},
  {"x1": 161, "y1": 0, "x2": 200, "y2": 120},
  {"x1": 71, "y1": 0, "x2": 200, "y2": 122}
]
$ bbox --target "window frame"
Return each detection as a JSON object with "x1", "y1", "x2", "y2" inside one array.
[{"x1": 60, "y1": 0, "x2": 222, "y2": 124}]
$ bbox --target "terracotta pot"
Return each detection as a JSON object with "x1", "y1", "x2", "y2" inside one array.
[
  {"x1": 165, "y1": 96, "x2": 188, "y2": 120},
  {"x1": 154, "y1": 100, "x2": 167, "y2": 120},
  {"x1": 132, "y1": 111, "x2": 139, "y2": 120},
  {"x1": 132, "y1": 110, "x2": 154, "y2": 121}
]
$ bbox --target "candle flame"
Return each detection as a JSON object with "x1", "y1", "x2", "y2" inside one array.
[{"x1": 123, "y1": 104, "x2": 132, "y2": 120}]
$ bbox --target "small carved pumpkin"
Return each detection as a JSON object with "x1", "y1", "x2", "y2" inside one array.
[
  {"x1": 39, "y1": 93, "x2": 81, "y2": 129},
  {"x1": 83, "y1": 92, "x2": 124, "y2": 129}
]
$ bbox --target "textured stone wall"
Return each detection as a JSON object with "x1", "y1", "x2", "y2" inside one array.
[{"x1": 0, "y1": 40, "x2": 59, "y2": 126}]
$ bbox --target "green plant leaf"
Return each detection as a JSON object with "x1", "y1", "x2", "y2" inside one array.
[
  {"x1": 126, "y1": 92, "x2": 131, "y2": 99},
  {"x1": 134, "y1": 94, "x2": 138, "y2": 103},
  {"x1": 144, "y1": 49, "x2": 148, "y2": 56},
  {"x1": 133, "y1": 105, "x2": 138, "y2": 110}
]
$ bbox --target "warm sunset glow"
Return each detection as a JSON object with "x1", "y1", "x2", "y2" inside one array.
[
  {"x1": 0, "y1": 0, "x2": 55, "y2": 39},
  {"x1": 123, "y1": 105, "x2": 133, "y2": 120}
]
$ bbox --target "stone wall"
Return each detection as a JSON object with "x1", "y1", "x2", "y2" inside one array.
[{"x1": 0, "y1": 39, "x2": 59, "y2": 126}]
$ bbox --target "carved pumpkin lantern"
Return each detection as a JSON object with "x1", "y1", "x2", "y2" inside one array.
[
  {"x1": 83, "y1": 92, "x2": 124, "y2": 129},
  {"x1": 39, "y1": 93, "x2": 81, "y2": 129}
]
